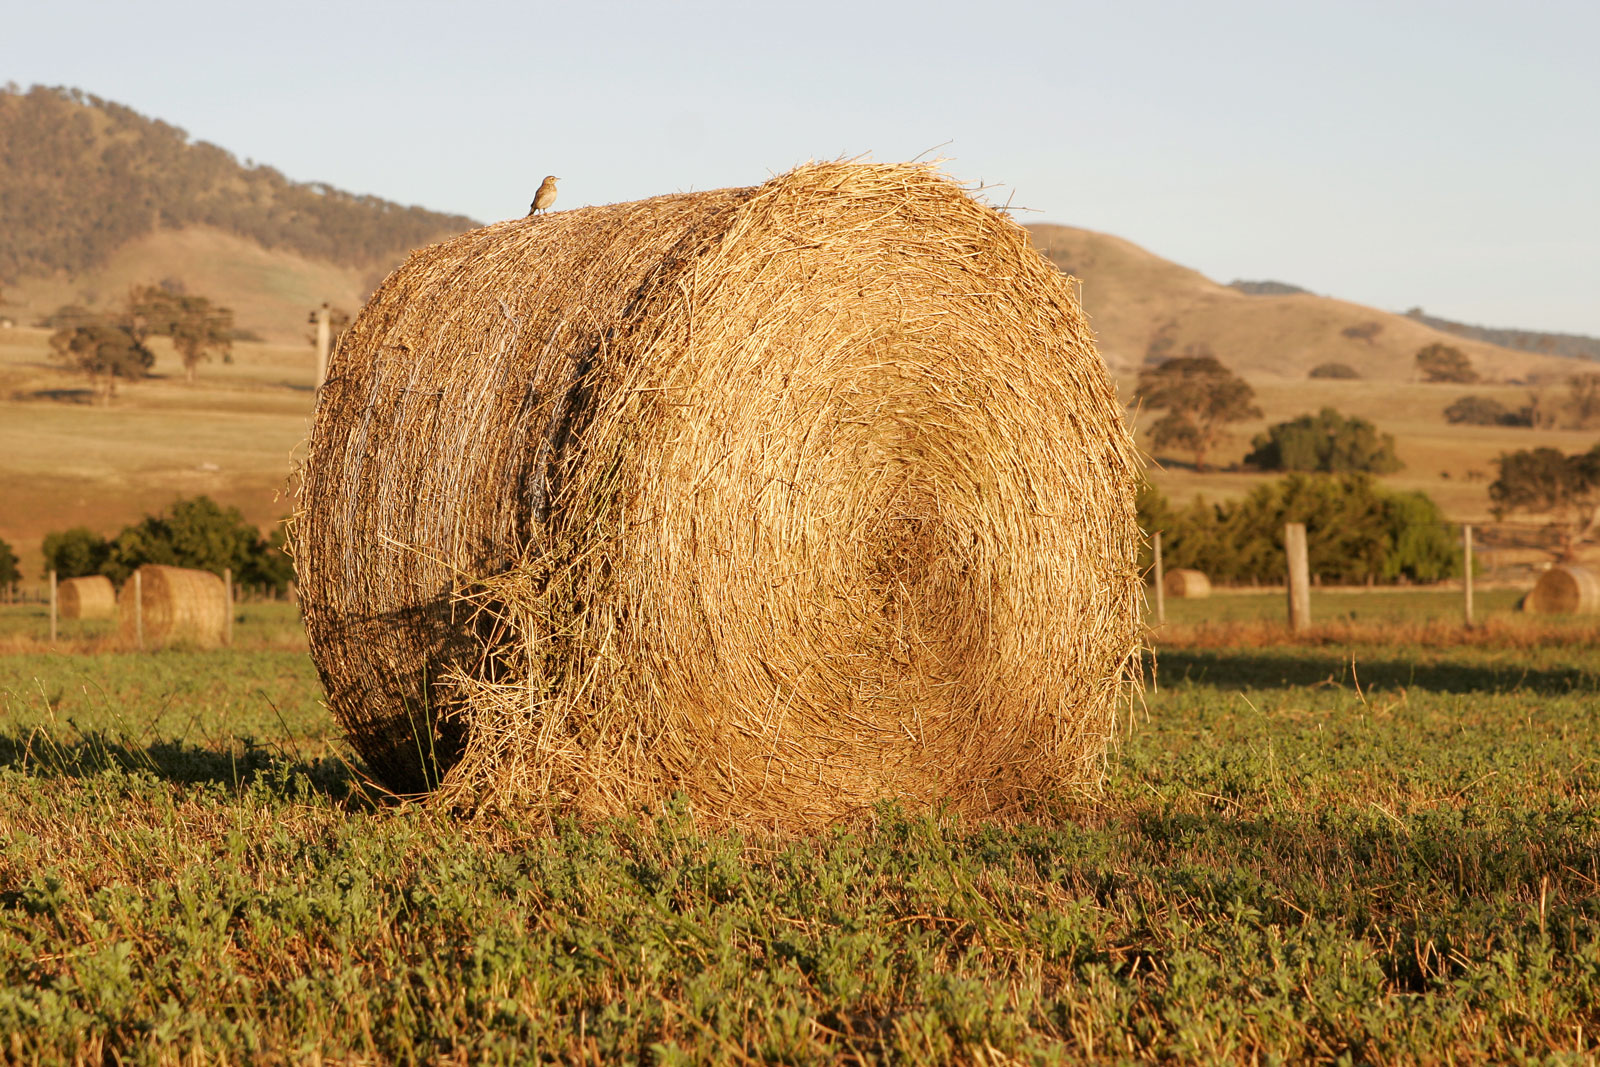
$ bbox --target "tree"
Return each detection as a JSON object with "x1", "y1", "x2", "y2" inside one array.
[
  {"x1": 1443, "y1": 395, "x2": 1532, "y2": 428},
  {"x1": 1340, "y1": 321, "x2": 1383, "y2": 345},
  {"x1": 1309, "y1": 362, "x2": 1360, "y2": 380},
  {"x1": 1488, "y1": 445, "x2": 1600, "y2": 560},
  {"x1": 100, "y1": 496, "x2": 292, "y2": 593},
  {"x1": 1566, "y1": 372, "x2": 1600, "y2": 429},
  {"x1": 1244, "y1": 407, "x2": 1403, "y2": 474},
  {"x1": 48, "y1": 318, "x2": 154, "y2": 403},
  {"x1": 1415, "y1": 343, "x2": 1478, "y2": 384},
  {"x1": 41, "y1": 527, "x2": 111, "y2": 578},
  {"x1": 1134, "y1": 355, "x2": 1261, "y2": 472},
  {"x1": 0, "y1": 538, "x2": 19, "y2": 598},
  {"x1": 127, "y1": 286, "x2": 234, "y2": 384}
]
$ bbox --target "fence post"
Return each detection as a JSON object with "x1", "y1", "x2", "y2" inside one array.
[
  {"x1": 1462, "y1": 524, "x2": 1474, "y2": 626},
  {"x1": 1285, "y1": 523, "x2": 1311, "y2": 633},
  {"x1": 224, "y1": 566, "x2": 234, "y2": 647},
  {"x1": 1152, "y1": 531, "x2": 1166, "y2": 626},
  {"x1": 134, "y1": 569, "x2": 144, "y2": 651},
  {"x1": 49, "y1": 569, "x2": 57, "y2": 643},
  {"x1": 314, "y1": 303, "x2": 332, "y2": 389}
]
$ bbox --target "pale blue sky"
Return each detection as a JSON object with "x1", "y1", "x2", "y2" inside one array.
[{"x1": 5, "y1": 0, "x2": 1597, "y2": 334}]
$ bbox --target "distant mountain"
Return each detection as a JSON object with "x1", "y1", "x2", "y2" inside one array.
[
  {"x1": 1028, "y1": 224, "x2": 1579, "y2": 384},
  {"x1": 0, "y1": 85, "x2": 478, "y2": 285},
  {"x1": 1228, "y1": 279, "x2": 1311, "y2": 296},
  {"x1": 1401, "y1": 308, "x2": 1600, "y2": 364}
]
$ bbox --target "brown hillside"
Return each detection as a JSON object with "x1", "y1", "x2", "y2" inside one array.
[
  {"x1": 0, "y1": 226, "x2": 376, "y2": 345},
  {"x1": 1027, "y1": 224, "x2": 1576, "y2": 384}
]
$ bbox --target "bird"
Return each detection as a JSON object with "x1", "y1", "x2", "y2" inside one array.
[{"x1": 528, "y1": 175, "x2": 560, "y2": 217}]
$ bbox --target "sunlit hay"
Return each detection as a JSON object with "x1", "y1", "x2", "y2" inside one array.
[
  {"x1": 293, "y1": 161, "x2": 1143, "y2": 828},
  {"x1": 1524, "y1": 565, "x2": 1600, "y2": 615},
  {"x1": 116, "y1": 565, "x2": 228, "y2": 649},
  {"x1": 58, "y1": 575, "x2": 115, "y2": 619},
  {"x1": 1162, "y1": 569, "x2": 1212, "y2": 599}
]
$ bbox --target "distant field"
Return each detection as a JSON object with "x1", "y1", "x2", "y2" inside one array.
[{"x1": 1, "y1": 623, "x2": 1596, "y2": 1061}]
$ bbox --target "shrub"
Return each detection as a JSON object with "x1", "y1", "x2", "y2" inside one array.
[
  {"x1": 1138, "y1": 474, "x2": 1459, "y2": 585},
  {"x1": 1244, "y1": 407, "x2": 1403, "y2": 474},
  {"x1": 1309, "y1": 362, "x2": 1360, "y2": 380},
  {"x1": 1416, "y1": 343, "x2": 1478, "y2": 384},
  {"x1": 0, "y1": 538, "x2": 19, "y2": 595},
  {"x1": 41, "y1": 527, "x2": 111, "y2": 578},
  {"x1": 1443, "y1": 395, "x2": 1532, "y2": 427}
]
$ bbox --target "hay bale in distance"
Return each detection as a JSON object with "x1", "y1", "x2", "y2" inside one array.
[
  {"x1": 58, "y1": 575, "x2": 115, "y2": 619},
  {"x1": 117, "y1": 565, "x2": 228, "y2": 648},
  {"x1": 1162, "y1": 568, "x2": 1212, "y2": 599},
  {"x1": 1523, "y1": 565, "x2": 1600, "y2": 615},
  {"x1": 294, "y1": 161, "x2": 1143, "y2": 827}
]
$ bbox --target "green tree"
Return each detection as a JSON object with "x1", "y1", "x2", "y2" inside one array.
[
  {"x1": 1415, "y1": 343, "x2": 1478, "y2": 384},
  {"x1": 1488, "y1": 445, "x2": 1600, "y2": 560},
  {"x1": 1134, "y1": 355, "x2": 1261, "y2": 472},
  {"x1": 1244, "y1": 407, "x2": 1403, "y2": 474},
  {"x1": 104, "y1": 496, "x2": 260, "y2": 584},
  {"x1": 128, "y1": 286, "x2": 234, "y2": 384},
  {"x1": 48, "y1": 318, "x2": 154, "y2": 403},
  {"x1": 0, "y1": 538, "x2": 20, "y2": 597},
  {"x1": 41, "y1": 527, "x2": 111, "y2": 578}
]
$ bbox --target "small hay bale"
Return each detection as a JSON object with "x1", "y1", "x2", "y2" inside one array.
[
  {"x1": 58, "y1": 575, "x2": 116, "y2": 619},
  {"x1": 1162, "y1": 568, "x2": 1212, "y2": 599},
  {"x1": 117, "y1": 565, "x2": 228, "y2": 647},
  {"x1": 294, "y1": 161, "x2": 1143, "y2": 828},
  {"x1": 1522, "y1": 565, "x2": 1600, "y2": 614}
]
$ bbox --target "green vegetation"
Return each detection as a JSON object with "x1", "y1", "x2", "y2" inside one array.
[
  {"x1": 0, "y1": 538, "x2": 18, "y2": 595},
  {"x1": 1444, "y1": 394, "x2": 1533, "y2": 427},
  {"x1": 0, "y1": 85, "x2": 478, "y2": 284},
  {"x1": 1339, "y1": 321, "x2": 1382, "y2": 344},
  {"x1": 40, "y1": 496, "x2": 292, "y2": 592},
  {"x1": 1139, "y1": 474, "x2": 1459, "y2": 584},
  {"x1": 1244, "y1": 407, "x2": 1402, "y2": 474},
  {"x1": 126, "y1": 285, "x2": 234, "y2": 384},
  {"x1": 1414, "y1": 343, "x2": 1478, "y2": 384},
  {"x1": 1489, "y1": 444, "x2": 1600, "y2": 560},
  {"x1": 1134, "y1": 354, "x2": 1261, "y2": 472},
  {"x1": 1, "y1": 627, "x2": 1596, "y2": 1062},
  {"x1": 47, "y1": 319, "x2": 154, "y2": 404},
  {"x1": 1307, "y1": 361, "x2": 1359, "y2": 380}
]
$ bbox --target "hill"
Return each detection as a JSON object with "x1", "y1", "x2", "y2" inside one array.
[
  {"x1": 0, "y1": 85, "x2": 478, "y2": 343},
  {"x1": 1027, "y1": 224, "x2": 1579, "y2": 385},
  {"x1": 1402, "y1": 308, "x2": 1600, "y2": 363}
]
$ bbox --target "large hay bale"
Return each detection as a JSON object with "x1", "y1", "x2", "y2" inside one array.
[
  {"x1": 294, "y1": 161, "x2": 1142, "y2": 827},
  {"x1": 58, "y1": 575, "x2": 115, "y2": 619},
  {"x1": 1162, "y1": 568, "x2": 1212, "y2": 599},
  {"x1": 1523, "y1": 565, "x2": 1600, "y2": 614},
  {"x1": 117, "y1": 565, "x2": 228, "y2": 648}
]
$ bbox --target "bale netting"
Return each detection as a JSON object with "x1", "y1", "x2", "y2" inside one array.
[
  {"x1": 1523, "y1": 565, "x2": 1600, "y2": 615},
  {"x1": 58, "y1": 574, "x2": 115, "y2": 619},
  {"x1": 293, "y1": 161, "x2": 1143, "y2": 829},
  {"x1": 1162, "y1": 568, "x2": 1211, "y2": 599},
  {"x1": 117, "y1": 565, "x2": 228, "y2": 648}
]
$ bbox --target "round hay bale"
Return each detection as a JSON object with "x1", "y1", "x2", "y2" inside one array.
[
  {"x1": 294, "y1": 161, "x2": 1143, "y2": 826},
  {"x1": 1162, "y1": 568, "x2": 1212, "y2": 599},
  {"x1": 58, "y1": 574, "x2": 116, "y2": 619},
  {"x1": 1522, "y1": 565, "x2": 1600, "y2": 614},
  {"x1": 117, "y1": 565, "x2": 228, "y2": 648}
]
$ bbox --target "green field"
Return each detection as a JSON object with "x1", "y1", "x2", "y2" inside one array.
[{"x1": 2, "y1": 614, "x2": 1597, "y2": 1063}]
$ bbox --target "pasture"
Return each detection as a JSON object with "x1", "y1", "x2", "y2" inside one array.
[{"x1": 2, "y1": 602, "x2": 1596, "y2": 1062}]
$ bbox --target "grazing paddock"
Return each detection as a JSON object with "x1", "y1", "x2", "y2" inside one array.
[{"x1": 1, "y1": 621, "x2": 1596, "y2": 1063}]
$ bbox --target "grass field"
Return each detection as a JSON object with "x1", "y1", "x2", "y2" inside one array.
[{"x1": 2, "y1": 602, "x2": 1597, "y2": 1063}]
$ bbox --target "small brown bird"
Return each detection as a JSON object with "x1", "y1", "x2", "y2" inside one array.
[{"x1": 528, "y1": 175, "x2": 560, "y2": 216}]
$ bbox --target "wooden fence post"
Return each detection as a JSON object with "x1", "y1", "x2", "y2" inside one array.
[
  {"x1": 1152, "y1": 530, "x2": 1166, "y2": 626},
  {"x1": 1285, "y1": 523, "x2": 1311, "y2": 633},
  {"x1": 314, "y1": 303, "x2": 331, "y2": 389},
  {"x1": 224, "y1": 566, "x2": 234, "y2": 647},
  {"x1": 49, "y1": 569, "x2": 57, "y2": 643},
  {"x1": 1462, "y1": 524, "x2": 1474, "y2": 626},
  {"x1": 134, "y1": 569, "x2": 144, "y2": 651}
]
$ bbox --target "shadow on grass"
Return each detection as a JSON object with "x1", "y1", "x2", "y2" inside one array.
[
  {"x1": 1149, "y1": 647, "x2": 1599, "y2": 695},
  {"x1": 0, "y1": 728, "x2": 375, "y2": 808}
]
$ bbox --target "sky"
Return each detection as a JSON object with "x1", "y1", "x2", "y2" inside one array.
[{"x1": 5, "y1": 0, "x2": 1597, "y2": 335}]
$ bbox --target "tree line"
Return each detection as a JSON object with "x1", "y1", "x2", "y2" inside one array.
[
  {"x1": 0, "y1": 84, "x2": 478, "y2": 285},
  {"x1": 37, "y1": 496, "x2": 291, "y2": 592}
]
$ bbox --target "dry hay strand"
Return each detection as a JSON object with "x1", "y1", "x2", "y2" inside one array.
[
  {"x1": 1523, "y1": 565, "x2": 1600, "y2": 615},
  {"x1": 1162, "y1": 568, "x2": 1212, "y2": 599},
  {"x1": 293, "y1": 160, "x2": 1143, "y2": 830},
  {"x1": 117, "y1": 565, "x2": 228, "y2": 648},
  {"x1": 58, "y1": 575, "x2": 115, "y2": 619}
]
